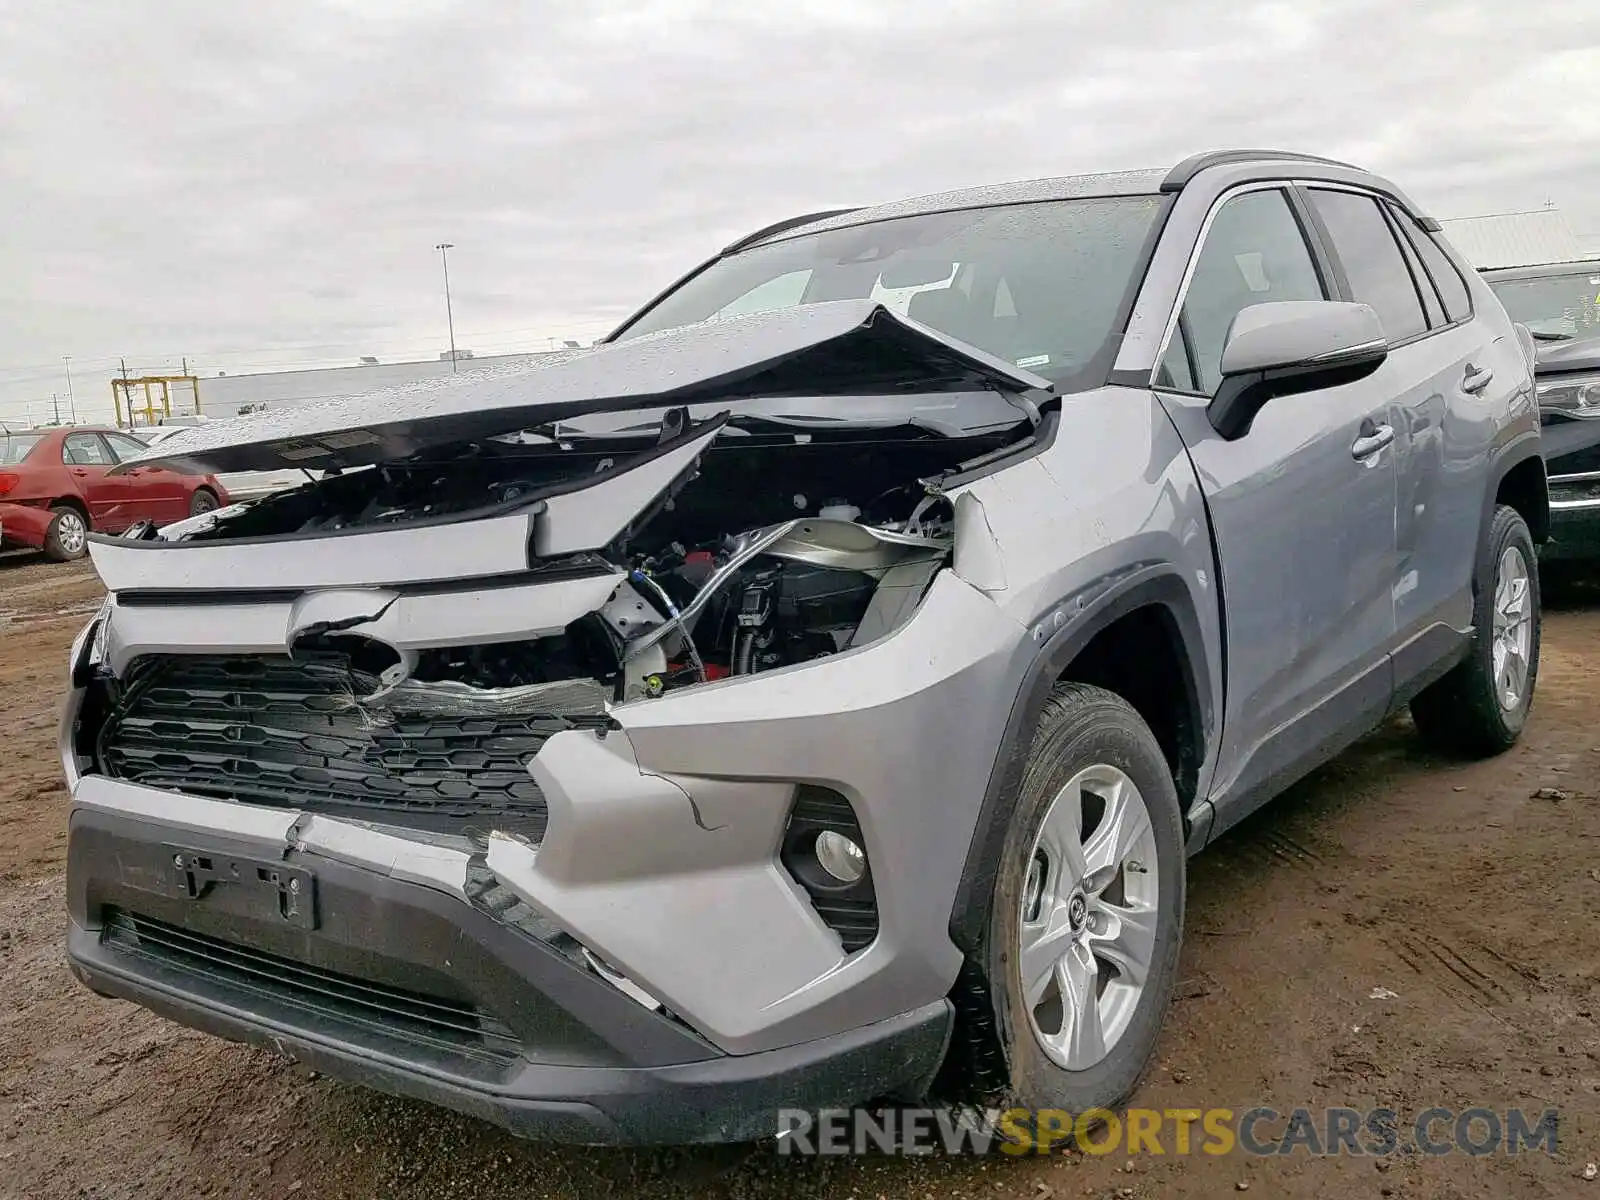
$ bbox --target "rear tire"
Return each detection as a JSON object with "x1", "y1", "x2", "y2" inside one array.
[
  {"x1": 43, "y1": 504, "x2": 89, "y2": 562},
  {"x1": 1411, "y1": 504, "x2": 1540, "y2": 757},
  {"x1": 189, "y1": 488, "x2": 219, "y2": 517},
  {"x1": 986, "y1": 683, "x2": 1184, "y2": 1124}
]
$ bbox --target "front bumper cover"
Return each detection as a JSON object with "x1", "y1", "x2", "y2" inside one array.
[
  {"x1": 67, "y1": 805, "x2": 950, "y2": 1145},
  {"x1": 62, "y1": 561, "x2": 1029, "y2": 1139}
]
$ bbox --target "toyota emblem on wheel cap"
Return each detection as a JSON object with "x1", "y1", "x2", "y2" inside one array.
[{"x1": 1067, "y1": 893, "x2": 1088, "y2": 931}]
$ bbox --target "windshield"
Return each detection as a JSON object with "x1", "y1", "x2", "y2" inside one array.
[
  {"x1": 1, "y1": 434, "x2": 43, "y2": 465},
  {"x1": 1487, "y1": 265, "x2": 1600, "y2": 337},
  {"x1": 615, "y1": 195, "x2": 1166, "y2": 388}
]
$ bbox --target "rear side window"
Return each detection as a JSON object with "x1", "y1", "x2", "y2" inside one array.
[
  {"x1": 0, "y1": 434, "x2": 42, "y2": 464},
  {"x1": 1307, "y1": 189, "x2": 1428, "y2": 342},
  {"x1": 1404, "y1": 222, "x2": 1473, "y2": 323},
  {"x1": 1382, "y1": 205, "x2": 1445, "y2": 328}
]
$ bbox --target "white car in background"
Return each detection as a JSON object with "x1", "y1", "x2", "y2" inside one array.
[{"x1": 136, "y1": 425, "x2": 316, "y2": 504}]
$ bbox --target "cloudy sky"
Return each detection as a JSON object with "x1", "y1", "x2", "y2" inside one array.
[{"x1": 2, "y1": 0, "x2": 1598, "y2": 423}]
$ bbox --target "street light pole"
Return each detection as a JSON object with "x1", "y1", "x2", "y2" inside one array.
[
  {"x1": 63, "y1": 356, "x2": 76, "y2": 422},
  {"x1": 436, "y1": 243, "x2": 458, "y2": 372}
]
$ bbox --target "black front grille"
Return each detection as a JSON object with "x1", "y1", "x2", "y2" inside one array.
[
  {"x1": 102, "y1": 909, "x2": 520, "y2": 1064},
  {"x1": 96, "y1": 652, "x2": 603, "y2": 837}
]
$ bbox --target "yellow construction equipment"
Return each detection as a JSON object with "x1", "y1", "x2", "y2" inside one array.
[{"x1": 112, "y1": 374, "x2": 203, "y2": 429}]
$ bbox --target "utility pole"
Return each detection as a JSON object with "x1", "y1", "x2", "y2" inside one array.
[
  {"x1": 52, "y1": 393, "x2": 61, "y2": 424},
  {"x1": 62, "y1": 356, "x2": 75, "y2": 423},
  {"x1": 436, "y1": 243, "x2": 458, "y2": 372}
]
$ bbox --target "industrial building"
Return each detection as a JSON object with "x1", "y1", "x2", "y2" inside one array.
[
  {"x1": 1438, "y1": 207, "x2": 1600, "y2": 270},
  {"x1": 115, "y1": 349, "x2": 563, "y2": 427}
]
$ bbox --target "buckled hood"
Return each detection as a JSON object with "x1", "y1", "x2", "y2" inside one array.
[{"x1": 115, "y1": 300, "x2": 1051, "y2": 476}]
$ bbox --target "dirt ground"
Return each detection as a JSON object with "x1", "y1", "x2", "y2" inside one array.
[{"x1": 3, "y1": 551, "x2": 1599, "y2": 1200}]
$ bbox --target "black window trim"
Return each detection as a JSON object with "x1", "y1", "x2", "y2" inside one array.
[
  {"x1": 1384, "y1": 200, "x2": 1476, "y2": 326},
  {"x1": 1293, "y1": 181, "x2": 1472, "y2": 350},
  {"x1": 1379, "y1": 198, "x2": 1447, "y2": 330},
  {"x1": 1148, "y1": 180, "x2": 1335, "y2": 398}
]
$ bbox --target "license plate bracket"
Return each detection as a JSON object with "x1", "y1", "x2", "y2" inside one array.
[{"x1": 163, "y1": 844, "x2": 317, "y2": 930}]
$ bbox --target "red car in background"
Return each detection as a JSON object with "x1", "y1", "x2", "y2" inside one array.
[{"x1": 0, "y1": 426, "x2": 229, "y2": 561}]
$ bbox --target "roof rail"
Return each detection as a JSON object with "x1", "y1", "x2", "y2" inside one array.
[
  {"x1": 1161, "y1": 149, "x2": 1360, "y2": 193},
  {"x1": 721, "y1": 207, "x2": 861, "y2": 254}
]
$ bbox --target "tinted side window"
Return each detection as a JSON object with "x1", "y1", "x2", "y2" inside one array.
[
  {"x1": 1307, "y1": 189, "x2": 1427, "y2": 341},
  {"x1": 62, "y1": 434, "x2": 113, "y2": 466},
  {"x1": 1406, "y1": 224, "x2": 1473, "y2": 323},
  {"x1": 1162, "y1": 188, "x2": 1325, "y2": 394},
  {"x1": 1382, "y1": 204, "x2": 1444, "y2": 328}
]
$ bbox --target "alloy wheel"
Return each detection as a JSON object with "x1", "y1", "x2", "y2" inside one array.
[
  {"x1": 1491, "y1": 544, "x2": 1533, "y2": 711},
  {"x1": 1017, "y1": 763, "x2": 1160, "y2": 1071}
]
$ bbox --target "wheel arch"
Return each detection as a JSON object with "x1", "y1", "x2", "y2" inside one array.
[
  {"x1": 1487, "y1": 436, "x2": 1549, "y2": 546},
  {"x1": 947, "y1": 566, "x2": 1213, "y2": 956},
  {"x1": 50, "y1": 494, "x2": 90, "y2": 523}
]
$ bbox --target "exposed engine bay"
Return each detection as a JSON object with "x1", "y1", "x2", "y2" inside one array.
[{"x1": 118, "y1": 407, "x2": 1034, "y2": 709}]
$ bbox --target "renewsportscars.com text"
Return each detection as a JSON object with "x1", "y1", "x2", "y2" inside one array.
[{"x1": 775, "y1": 1106, "x2": 1560, "y2": 1157}]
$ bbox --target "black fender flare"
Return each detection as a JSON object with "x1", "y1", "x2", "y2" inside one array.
[
  {"x1": 1483, "y1": 430, "x2": 1548, "y2": 545},
  {"x1": 946, "y1": 565, "x2": 1214, "y2": 954}
]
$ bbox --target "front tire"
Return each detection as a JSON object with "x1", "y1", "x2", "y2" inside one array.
[
  {"x1": 43, "y1": 504, "x2": 89, "y2": 562},
  {"x1": 1411, "y1": 504, "x2": 1540, "y2": 757},
  {"x1": 986, "y1": 683, "x2": 1185, "y2": 1118}
]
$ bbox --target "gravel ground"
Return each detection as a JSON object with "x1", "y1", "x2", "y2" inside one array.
[{"x1": 3, "y1": 549, "x2": 1599, "y2": 1199}]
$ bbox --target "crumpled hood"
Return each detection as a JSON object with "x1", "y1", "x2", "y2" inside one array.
[{"x1": 115, "y1": 300, "x2": 1050, "y2": 476}]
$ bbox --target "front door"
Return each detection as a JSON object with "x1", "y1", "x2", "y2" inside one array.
[{"x1": 1153, "y1": 186, "x2": 1399, "y2": 830}]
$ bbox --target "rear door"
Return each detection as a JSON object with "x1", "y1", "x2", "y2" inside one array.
[
  {"x1": 1153, "y1": 185, "x2": 1399, "y2": 828},
  {"x1": 60, "y1": 432, "x2": 124, "y2": 528},
  {"x1": 1299, "y1": 187, "x2": 1511, "y2": 694},
  {"x1": 103, "y1": 430, "x2": 189, "y2": 523}
]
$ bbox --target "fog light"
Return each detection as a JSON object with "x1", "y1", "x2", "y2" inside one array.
[{"x1": 815, "y1": 830, "x2": 866, "y2": 884}]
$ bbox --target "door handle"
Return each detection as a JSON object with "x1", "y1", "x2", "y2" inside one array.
[
  {"x1": 1462, "y1": 363, "x2": 1494, "y2": 393},
  {"x1": 1351, "y1": 423, "x2": 1395, "y2": 460}
]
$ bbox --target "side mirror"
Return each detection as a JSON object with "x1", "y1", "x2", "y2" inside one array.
[{"x1": 1207, "y1": 301, "x2": 1388, "y2": 440}]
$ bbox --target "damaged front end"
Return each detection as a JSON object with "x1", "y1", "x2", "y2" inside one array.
[
  {"x1": 73, "y1": 400, "x2": 1016, "y2": 835},
  {"x1": 63, "y1": 304, "x2": 1046, "y2": 1124}
]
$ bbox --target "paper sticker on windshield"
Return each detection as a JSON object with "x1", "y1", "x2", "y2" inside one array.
[{"x1": 1016, "y1": 354, "x2": 1051, "y2": 369}]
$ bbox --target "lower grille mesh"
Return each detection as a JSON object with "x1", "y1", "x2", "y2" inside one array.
[
  {"x1": 102, "y1": 909, "x2": 519, "y2": 1063},
  {"x1": 96, "y1": 652, "x2": 605, "y2": 837}
]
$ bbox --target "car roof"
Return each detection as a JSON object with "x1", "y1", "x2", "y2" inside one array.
[{"x1": 742, "y1": 149, "x2": 1365, "y2": 248}]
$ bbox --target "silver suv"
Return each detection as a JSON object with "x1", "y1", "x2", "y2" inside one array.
[{"x1": 63, "y1": 149, "x2": 1546, "y2": 1144}]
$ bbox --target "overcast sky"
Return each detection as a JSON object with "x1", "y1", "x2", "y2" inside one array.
[{"x1": 3, "y1": 0, "x2": 1598, "y2": 423}]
